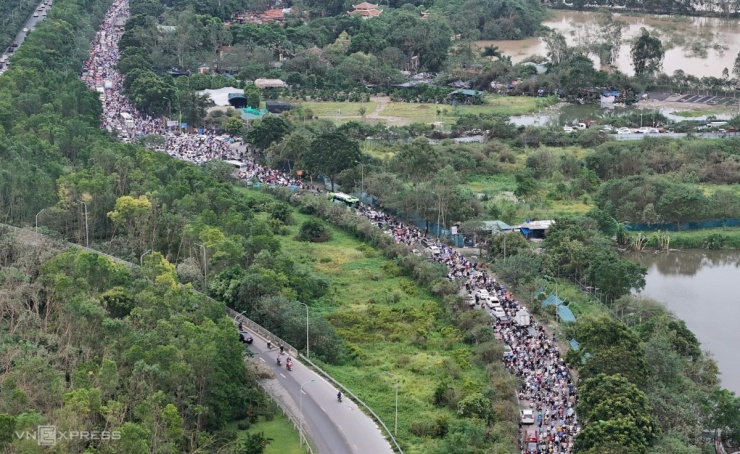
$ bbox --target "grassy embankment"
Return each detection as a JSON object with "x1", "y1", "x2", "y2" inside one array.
[
  {"x1": 229, "y1": 414, "x2": 305, "y2": 454},
  {"x1": 242, "y1": 194, "x2": 506, "y2": 454}
]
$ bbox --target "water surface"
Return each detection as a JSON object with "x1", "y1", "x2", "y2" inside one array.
[
  {"x1": 632, "y1": 250, "x2": 740, "y2": 393},
  {"x1": 483, "y1": 11, "x2": 740, "y2": 77}
]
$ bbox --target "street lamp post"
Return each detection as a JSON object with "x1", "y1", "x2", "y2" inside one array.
[
  {"x1": 77, "y1": 200, "x2": 89, "y2": 247},
  {"x1": 299, "y1": 379, "x2": 316, "y2": 446},
  {"x1": 140, "y1": 249, "x2": 152, "y2": 266},
  {"x1": 35, "y1": 208, "x2": 45, "y2": 235},
  {"x1": 294, "y1": 301, "x2": 310, "y2": 358},
  {"x1": 384, "y1": 371, "x2": 399, "y2": 437},
  {"x1": 354, "y1": 161, "x2": 364, "y2": 195},
  {"x1": 194, "y1": 242, "x2": 207, "y2": 291}
]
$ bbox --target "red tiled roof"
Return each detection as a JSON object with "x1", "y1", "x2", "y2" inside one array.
[{"x1": 353, "y1": 2, "x2": 379, "y2": 9}]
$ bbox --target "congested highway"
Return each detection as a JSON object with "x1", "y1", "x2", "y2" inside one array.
[
  {"x1": 80, "y1": 0, "x2": 582, "y2": 451},
  {"x1": 0, "y1": 0, "x2": 52, "y2": 75}
]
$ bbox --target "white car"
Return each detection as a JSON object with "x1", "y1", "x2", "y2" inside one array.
[
  {"x1": 475, "y1": 288, "x2": 489, "y2": 299},
  {"x1": 647, "y1": 128, "x2": 660, "y2": 134},
  {"x1": 426, "y1": 246, "x2": 440, "y2": 255},
  {"x1": 636, "y1": 127, "x2": 651, "y2": 134},
  {"x1": 617, "y1": 127, "x2": 631, "y2": 134},
  {"x1": 601, "y1": 125, "x2": 614, "y2": 132},
  {"x1": 562, "y1": 126, "x2": 574, "y2": 133},
  {"x1": 492, "y1": 307, "x2": 506, "y2": 319},
  {"x1": 22, "y1": 28, "x2": 29, "y2": 33},
  {"x1": 521, "y1": 409, "x2": 535, "y2": 424}
]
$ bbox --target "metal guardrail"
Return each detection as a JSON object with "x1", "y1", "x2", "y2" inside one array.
[
  {"x1": 226, "y1": 307, "x2": 299, "y2": 358},
  {"x1": 1, "y1": 223, "x2": 396, "y2": 452},
  {"x1": 255, "y1": 381, "x2": 314, "y2": 454},
  {"x1": 299, "y1": 354, "x2": 404, "y2": 454}
]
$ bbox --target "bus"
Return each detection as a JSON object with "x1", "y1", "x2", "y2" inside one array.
[{"x1": 329, "y1": 192, "x2": 359, "y2": 208}]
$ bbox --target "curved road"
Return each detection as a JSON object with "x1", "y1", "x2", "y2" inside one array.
[
  {"x1": 245, "y1": 332, "x2": 394, "y2": 454},
  {"x1": 4, "y1": 222, "x2": 395, "y2": 454}
]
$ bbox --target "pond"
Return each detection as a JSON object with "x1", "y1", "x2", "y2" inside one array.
[
  {"x1": 631, "y1": 249, "x2": 740, "y2": 393},
  {"x1": 481, "y1": 10, "x2": 740, "y2": 78}
]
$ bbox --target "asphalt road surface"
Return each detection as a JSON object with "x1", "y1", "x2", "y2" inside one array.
[
  {"x1": 1, "y1": 0, "x2": 52, "y2": 73},
  {"x1": 245, "y1": 332, "x2": 395, "y2": 454}
]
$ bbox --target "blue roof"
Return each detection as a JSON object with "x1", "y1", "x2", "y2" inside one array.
[
  {"x1": 450, "y1": 89, "x2": 485, "y2": 97},
  {"x1": 542, "y1": 295, "x2": 564, "y2": 307},
  {"x1": 569, "y1": 339, "x2": 579, "y2": 351},
  {"x1": 558, "y1": 305, "x2": 576, "y2": 322}
]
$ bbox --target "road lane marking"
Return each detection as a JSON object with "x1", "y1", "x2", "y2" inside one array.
[
  {"x1": 319, "y1": 406, "x2": 326, "y2": 412},
  {"x1": 259, "y1": 358, "x2": 265, "y2": 363},
  {"x1": 301, "y1": 390, "x2": 306, "y2": 395},
  {"x1": 280, "y1": 373, "x2": 286, "y2": 378}
]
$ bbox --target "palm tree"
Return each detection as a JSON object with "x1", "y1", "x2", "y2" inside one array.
[{"x1": 480, "y1": 45, "x2": 502, "y2": 60}]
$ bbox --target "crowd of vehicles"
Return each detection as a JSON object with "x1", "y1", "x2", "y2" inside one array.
[{"x1": 1, "y1": 0, "x2": 52, "y2": 75}]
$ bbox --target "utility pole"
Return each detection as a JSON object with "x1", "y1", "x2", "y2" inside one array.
[
  {"x1": 384, "y1": 372, "x2": 399, "y2": 437},
  {"x1": 140, "y1": 249, "x2": 152, "y2": 266},
  {"x1": 35, "y1": 208, "x2": 45, "y2": 235}
]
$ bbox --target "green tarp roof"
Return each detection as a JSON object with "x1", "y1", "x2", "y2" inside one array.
[
  {"x1": 558, "y1": 305, "x2": 576, "y2": 323},
  {"x1": 542, "y1": 295, "x2": 564, "y2": 307}
]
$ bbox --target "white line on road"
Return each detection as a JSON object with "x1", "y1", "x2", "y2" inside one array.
[
  {"x1": 301, "y1": 390, "x2": 307, "y2": 395},
  {"x1": 319, "y1": 406, "x2": 326, "y2": 412},
  {"x1": 280, "y1": 373, "x2": 286, "y2": 378},
  {"x1": 259, "y1": 358, "x2": 265, "y2": 363}
]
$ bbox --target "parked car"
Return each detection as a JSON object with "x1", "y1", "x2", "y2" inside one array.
[
  {"x1": 521, "y1": 409, "x2": 535, "y2": 424},
  {"x1": 239, "y1": 331, "x2": 253, "y2": 344},
  {"x1": 617, "y1": 127, "x2": 631, "y2": 134},
  {"x1": 562, "y1": 126, "x2": 574, "y2": 133},
  {"x1": 636, "y1": 126, "x2": 651, "y2": 134},
  {"x1": 647, "y1": 127, "x2": 660, "y2": 134},
  {"x1": 22, "y1": 28, "x2": 29, "y2": 33},
  {"x1": 475, "y1": 288, "x2": 490, "y2": 299}
]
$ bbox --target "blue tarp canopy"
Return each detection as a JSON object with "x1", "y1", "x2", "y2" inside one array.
[
  {"x1": 569, "y1": 339, "x2": 579, "y2": 351},
  {"x1": 558, "y1": 305, "x2": 576, "y2": 322},
  {"x1": 542, "y1": 295, "x2": 564, "y2": 307}
]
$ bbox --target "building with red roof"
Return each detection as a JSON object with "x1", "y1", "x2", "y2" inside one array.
[{"x1": 348, "y1": 2, "x2": 383, "y2": 18}]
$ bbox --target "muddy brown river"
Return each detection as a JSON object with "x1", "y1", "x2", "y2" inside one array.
[
  {"x1": 482, "y1": 11, "x2": 740, "y2": 78},
  {"x1": 631, "y1": 250, "x2": 740, "y2": 393}
]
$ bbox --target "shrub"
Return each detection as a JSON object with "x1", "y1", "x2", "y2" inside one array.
[
  {"x1": 237, "y1": 421, "x2": 250, "y2": 430},
  {"x1": 297, "y1": 220, "x2": 332, "y2": 242},
  {"x1": 410, "y1": 419, "x2": 435, "y2": 437}
]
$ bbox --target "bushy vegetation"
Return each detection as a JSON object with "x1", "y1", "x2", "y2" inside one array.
[
  {"x1": 0, "y1": 233, "x2": 259, "y2": 452},
  {"x1": 481, "y1": 212, "x2": 740, "y2": 453}
]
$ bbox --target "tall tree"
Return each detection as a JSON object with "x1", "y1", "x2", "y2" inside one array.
[
  {"x1": 631, "y1": 28, "x2": 664, "y2": 77},
  {"x1": 301, "y1": 132, "x2": 362, "y2": 191}
]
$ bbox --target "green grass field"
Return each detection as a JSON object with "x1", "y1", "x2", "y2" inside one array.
[
  {"x1": 252, "y1": 206, "x2": 497, "y2": 454},
  {"x1": 298, "y1": 101, "x2": 378, "y2": 118},
  {"x1": 296, "y1": 95, "x2": 551, "y2": 126},
  {"x1": 229, "y1": 414, "x2": 305, "y2": 454}
]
